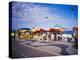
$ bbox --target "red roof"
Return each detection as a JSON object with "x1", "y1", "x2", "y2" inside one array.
[
  {"x1": 32, "y1": 28, "x2": 64, "y2": 33},
  {"x1": 47, "y1": 28, "x2": 60, "y2": 32},
  {"x1": 32, "y1": 29, "x2": 46, "y2": 33},
  {"x1": 40, "y1": 29, "x2": 47, "y2": 32}
]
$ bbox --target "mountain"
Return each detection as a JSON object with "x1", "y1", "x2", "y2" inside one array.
[{"x1": 64, "y1": 30, "x2": 73, "y2": 34}]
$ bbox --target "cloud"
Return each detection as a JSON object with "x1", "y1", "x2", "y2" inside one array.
[
  {"x1": 11, "y1": 2, "x2": 77, "y2": 31},
  {"x1": 12, "y1": 2, "x2": 63, "y2": 22},
  {"x1": 12, "y1": 2, "x2": 66, "y2": 29},
  {"x1": 27, "y1": 4, "x2": 63, "y2": 23}
]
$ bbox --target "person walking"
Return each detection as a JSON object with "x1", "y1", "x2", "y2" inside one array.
[
  {"x1": 72, "y1": 26, "x2": 78, "y2": 49},
  {"x1": 51, "y1": 33, "x2": 54, "y2": 41}
]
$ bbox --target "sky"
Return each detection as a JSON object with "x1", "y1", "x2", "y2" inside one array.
[{"x1": 10, "y1": 1, "x2": 78, "y2": 31}]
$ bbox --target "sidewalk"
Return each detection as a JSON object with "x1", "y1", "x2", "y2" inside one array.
[
  {"x1": 66, "y1": 46, "x2": 78, "y2": 55},
  {"x1": 16, "y1": 38, "x2": 78, "y2": 55},
  {"x1": 22, "y1": 40, "x2": 77, "y2": 55}
]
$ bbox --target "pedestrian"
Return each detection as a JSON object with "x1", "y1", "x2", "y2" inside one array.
[
  {"x1": 72, "y1": 26, "x2": 78, "y2": 49},
  {"x1": 51, "y1": 33, "x2": 54, "y2": 41}
]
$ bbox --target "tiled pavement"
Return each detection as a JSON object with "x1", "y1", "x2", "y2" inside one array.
[
  {"x1": 12, "y1": 38, "x2": 78, "y2": 58},
  {"x1": 20, "y1": 40, "x2": 78, "y2": 55}
]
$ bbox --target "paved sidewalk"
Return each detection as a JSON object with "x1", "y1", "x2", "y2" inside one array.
[
  {"x1": 16, "y1": 38, "x2": 78, "y2": 55},
  {"x1": 66, "y1": 46, "x2": 78, "y2": 55},
  {"x1": 22, "y1": 40, "x2": 77, "y2": 55}
]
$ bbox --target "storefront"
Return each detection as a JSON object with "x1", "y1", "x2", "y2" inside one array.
[{"x1": 31, "y1": 27, "x2": 64, "y2": 41}]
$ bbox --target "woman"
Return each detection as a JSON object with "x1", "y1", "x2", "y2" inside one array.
[{"x1": 72, "y1": 26, "x2": 78, "y2": 49}]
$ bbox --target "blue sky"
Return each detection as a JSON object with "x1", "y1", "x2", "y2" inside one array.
[{"x1": 11, "y1": 2, "x2": 78, "y2": 31}]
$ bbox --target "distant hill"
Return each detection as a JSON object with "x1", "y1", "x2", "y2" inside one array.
[
  {"x1": 64, "y1": 30, "x2": 73, "y2": 34},
  {"x1": 20, "y1": 28, "x2": 31, "y2": 30}
]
